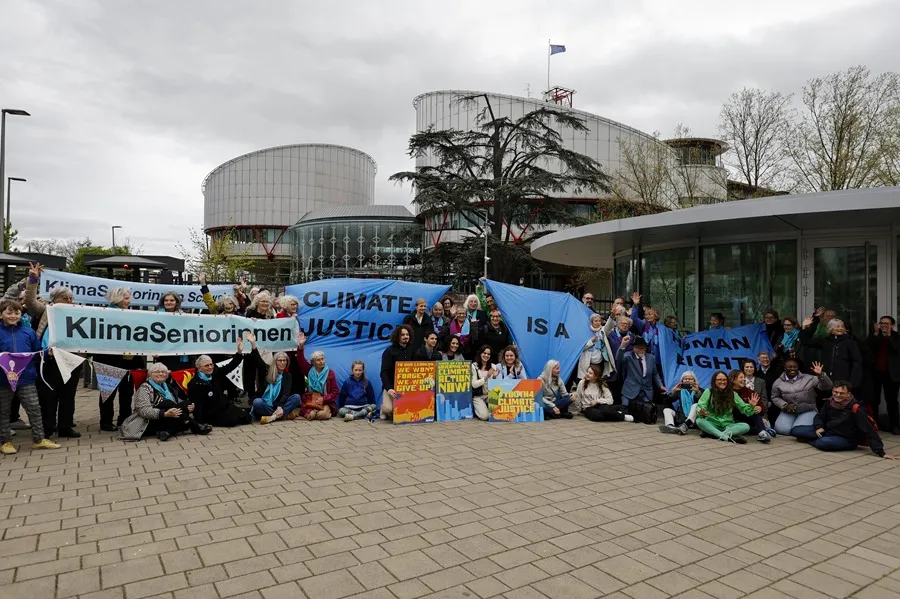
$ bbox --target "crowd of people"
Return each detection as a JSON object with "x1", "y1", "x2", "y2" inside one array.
[{"x1": 0, "y1": 264, "x2": 895, "y2": 461}]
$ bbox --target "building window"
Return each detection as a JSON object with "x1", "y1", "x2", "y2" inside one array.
[
  {"x1": 700, "y1": 241, "x2": 797, "y2": 328},
  {"x1": 640, "y1": 247, "x2": 696, "y2": 332},
  {"x1": 614, "y1": 256, "x2": 637, "y2": 301}
]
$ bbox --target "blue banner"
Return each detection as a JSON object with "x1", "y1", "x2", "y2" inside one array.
[
  {"x1": 39, "y1": 269, "x2": 234, "y2": 310},
  {"x1": 658, "y1": 323, "x2": 774, "y2": 389},
  {"x1": 483, "y1": 280, "x2": 593, "y2": 382},
  {"x1": 285, "y1": 279, "x2": 451, "y2": 397},
  {"x1": 46, "y1": 304, "x2": 298, "y2": 355}
]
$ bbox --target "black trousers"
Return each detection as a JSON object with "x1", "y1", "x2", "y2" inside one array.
[
  {"x1": 584, "y1": 404, "x2": 627, "y2": 422},
  {"x1": 36, "y1": 361, "x2": 82, "y2": 434},
  {"x1": 100, "y1": 374, "x2": 134, "y2": 428},
  {"x1": 873, "y1": 371, "x2": 900, "y2": 428},
  {"x1": 143, "y1": 400, "x2": 203, "y2": 437}
]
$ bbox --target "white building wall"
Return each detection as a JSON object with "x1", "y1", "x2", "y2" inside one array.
[{"x1": 202, "y1": 144, "x2": 376, "y2": 258}]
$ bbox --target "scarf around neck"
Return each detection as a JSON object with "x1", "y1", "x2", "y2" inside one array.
[
  {"x1": 197, "y1": 371, "x2": 212, "y2": 382},
  {"x1": 830, "y1": 396, "x2": 852, "y2": 410},
  {"x1": 308, "y1": 365, "x2": 330, "y2": 394},
  {"x1": 679, "y1": 388, "x2": 694, "y2": 416},
  {"x1": 149, "y1": 380, "x2": 174, "y2": 402},
  {"x1": 261, "y1": 373, "x2": 283, "y2": 406},
  {"x1": 782, "y1": 329, "x2": 799, "y2": 349},
  {"x1": 590, "y1": 326, "x2": 609, "y2": 361},
  {"x1": 452, "y1": 318, "x2": 470, "y2": 337}
]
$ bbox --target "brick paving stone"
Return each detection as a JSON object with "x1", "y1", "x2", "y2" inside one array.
[{"x1": 3, "y1": 388, "x2": 900, "y2": 599}]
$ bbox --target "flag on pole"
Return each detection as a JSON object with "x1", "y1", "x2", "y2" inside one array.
[{"x1": 550, "y1": 44, "x2": 566, "y2": 55}]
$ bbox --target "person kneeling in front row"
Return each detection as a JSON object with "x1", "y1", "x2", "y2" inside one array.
[
  {"x1": 793, "y1": 381, "x2": 890, "y2": 458},
  {"x1": 540, "y1": 360, "x2": 573, "y2": 419},
  {"x1": 119, "y1": 362, "x2": 212, "y2": 441},
  {"x1": 249, "y1": 352, "x2": 301, "y2": 425}
]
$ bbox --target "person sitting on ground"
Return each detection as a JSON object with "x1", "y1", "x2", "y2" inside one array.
[
  {"x1": 575, "y1": 364, "x2": 634, "y2": 423},
  {"x1": 793, "y1": 381, "x2": 891, "y2": 458},
  {"x1": 379, "y1": 324, "x2": 415, "y2": 420},
  {"x1": 249, "y1": 351, "x2": 301, "y2": 425},
  {"x1": 413, "y1": 330, "x2": 444, "y2": 361},
  {"x1": 616, "y1": 336, "x2": 665, "y2": 408},
  {"x1": 695, "y1": 370, "x2": 761, "y2": 444},
  {"x1": 659, "y1": 370, "x2": 702, "y2": 435},
  {"x1": 494, "y1": 345, "x2": 527, "y2": 380},
  {"x1": 337, "y1": 360, "x2": 377, "y2": 421},
  {"x1": 296, "y1": 333, "x2": 338, "y2": 420},
  {"x1": 188, "y1": 338, "x2": 252, "y2": 428},
  {"x1": 771, "y1": 358, "x2": 831, "y2": 437},
  {"x1": 540, "y1": 360, "x2": 573, "y2": 419},
  {"x1": 742, "y1": 359, "x2": 776, "y2": 437},
  {"x1": 442, "y1": 335, "x2": 466, "y2": 361},
  {"x1": 0, "y1": 298, "x2": 60, "y2": 454},
  {"x1": 730, "y1": 369, "x2": 771, "y2": 443},
  {"x1": 471, "y1": 345, "x2": 497, "y2": 421},
  {"x1": 119, "y1": 362, "x2": 212, "y2": 441}
]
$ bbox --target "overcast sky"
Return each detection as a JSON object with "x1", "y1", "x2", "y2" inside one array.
[{"x1": 1, "y1": 0, "x2": 896, "y2": 255}]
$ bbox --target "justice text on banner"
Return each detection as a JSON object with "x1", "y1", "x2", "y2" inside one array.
[
  {"x1": 39, "y1": 269, "x2": 234, "y2": 310},
  {"x1": 47, "y1": 304, "x2": 299, "y2": 356},
  {"x1": 285, "y1": 278, "x2": 450, "y2": 399}
]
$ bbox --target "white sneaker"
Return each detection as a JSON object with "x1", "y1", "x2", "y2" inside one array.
[
  {"x1": 758, "y1": 431, "x2": 771, "y2": 444},
  {"x1": 624, "y1": 415, "x2": 635, "y2": 422}
]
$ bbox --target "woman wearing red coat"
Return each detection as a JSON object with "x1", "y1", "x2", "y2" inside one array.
[{"x1": 296, "y1": 333, "x2": 338, "y2": 420}]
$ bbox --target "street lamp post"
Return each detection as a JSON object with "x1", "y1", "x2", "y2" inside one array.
[
  {"x1": 6, "y1": 177, "x2": 26, "y2": 226},
  {"x1": 0, "y1": 109, "x2": 31, "y2": 242},
  {"x1": 483, "y1": 214, "x2": 493, "y2": 280},
  {"x1": 111, "y1": 225, "x2": 122, "y2": 251}
]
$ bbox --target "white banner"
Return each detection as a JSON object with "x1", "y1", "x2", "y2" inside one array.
[
  {"x1": 38, "y1": 269, "x2": 235, "y2": 310},
  {"x1": 47, "y1": 304, "x2": 299, "y2": 356}
]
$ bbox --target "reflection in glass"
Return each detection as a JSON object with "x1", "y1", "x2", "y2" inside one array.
[
  {"x1": 813, "y1": 245, "x2": 877, "y2": 339},
  {"x1": 640, "y1": 248, "x2": 696, "y2": 332},
  {"x1": 614, "y1": 257, "x2": 637, "y2": 302},
  {"x1": 700, "y1": 241, "x2": 797, "y2": 328}
]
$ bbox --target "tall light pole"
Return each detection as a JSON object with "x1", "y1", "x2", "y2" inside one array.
[
  {"x1": 111, "y1": 225, "x2": 122, "y2": 251},
  {"x1": 0, "y1": 109, "x2": 31, "y2": 242},
  {"x1": 483, "y1": 213, "x2": 493, "y2": 280},
  {"x1": 6, "y1": 177, "x2": 26, "y2": 225}
]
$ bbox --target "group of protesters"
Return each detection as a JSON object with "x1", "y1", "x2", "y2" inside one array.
[{"x1": 0, "y1": 264, "x2": 894, "y2": 461}]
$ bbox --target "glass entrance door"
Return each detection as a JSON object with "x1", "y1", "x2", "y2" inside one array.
[{"x1": 803, "y1": 240, "x2": 888, "y2": 339}]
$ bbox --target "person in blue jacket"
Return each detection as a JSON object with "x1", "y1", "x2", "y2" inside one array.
[
  {"x1": 0, "y1": 298, "x2": 61, "y2": 454},
  {"x1": 338, "y1": 360, "x2": 377, "y2": 421}
]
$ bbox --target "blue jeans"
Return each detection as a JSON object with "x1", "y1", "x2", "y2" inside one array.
[
  {"x1": 543, "y1": 395, "x2": 572, "y2": 418},
  {"x1": 813, "y1": 434, "x2": 858, "y2": 452},
  {"x1": 251, "y1": 394, "x2": 300, "y2": 420},
  {"x1": 774, "y1": 410, "x2": 816, "y2": 436}
]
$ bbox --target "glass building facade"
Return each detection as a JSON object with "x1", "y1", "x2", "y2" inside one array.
[{"x1": 288, "y1": 206, "x2": 422, "y2": 282}]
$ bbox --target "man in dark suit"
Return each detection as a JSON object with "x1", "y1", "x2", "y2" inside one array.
[{"x1": 616, "y1": 336, "x2": 665, "y2": 407}]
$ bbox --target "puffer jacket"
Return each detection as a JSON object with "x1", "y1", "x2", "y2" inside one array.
[{"x1": 770, "y1": 373, "x2": 832, "y2": 413}]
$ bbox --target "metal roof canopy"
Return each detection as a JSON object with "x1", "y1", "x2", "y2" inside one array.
[{"x1": 531, "y1": 187, "x2": 900, "y2": 268}]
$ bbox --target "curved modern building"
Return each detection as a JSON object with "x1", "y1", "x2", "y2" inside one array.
[
  {"x1": 532, "y1": 187, "x2": 900, "y2": 335},
  {"x1": 287, "y1": 205, "x2": 421, "y2": 282},
  {"x1": 411, "y1": 90, "x2": 729, "y2": 290},
  {"x1": 202, "y1": 144, "x2": 377, "y2": 283}
]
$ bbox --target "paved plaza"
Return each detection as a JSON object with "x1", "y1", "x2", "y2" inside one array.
[{"x1": 2, "y1": 388, "x2": 900, "y2": 599}]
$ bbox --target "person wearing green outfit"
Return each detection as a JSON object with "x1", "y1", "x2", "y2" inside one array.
[{"x1": 695, "y1": 370, "x2": 763, "y2": 444}]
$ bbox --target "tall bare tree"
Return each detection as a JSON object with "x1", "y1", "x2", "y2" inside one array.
[
  {"x1": 785, "y1": 66, "x2": 900, "y2": 191},
  {"x1": 876, "y1": 103, "x2": 900, "y2": 186},
  {"x1": 610, "y1": 131, "x2": 678, "y2": 209},
  {"x1": 718, "y1": 88, "x2": 792, "y2": 192}
]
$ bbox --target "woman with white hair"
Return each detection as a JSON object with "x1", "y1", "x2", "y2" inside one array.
[
  {"x1": 576, "y1": 312, "x2": 616, "y2": 383},
  {"x1": 188, "y1": 337, "x2": 252, "y2": 427},
  {"x1": 24, "y1": 263, "x2": 83, "y2": 438},
  {"x1": 800, "y1": 317, "x2": 862, "y2": 391},
  {"x1": 248, "y1": 350, "x2": 301, "y2": 425},
  {"x1": 97, "y1": 286, "x2": 145, "y2": 432},
  {"x1": 275, "y1": 294, "x2": 306, "y2": 398},
  {"x1": 463, "y1": 294, "x2": 488, "y2": 329},
  {"x1": 243, "y1": 290, "x2": 276, "y2": 399},
  {"x1": 276, "y1": 295, "x2": 300, "y2": 319},
  {"x1": 659, "y1": 371, "x2": 703, "y2": 434},
  {"x1": 296, "y1": 332, "x2": 338, "y2": 420},
  {"x1": 540, "y1": 360, "x2": 573, "y2": 419},
  {"x1": 119, "y1": 362, "x2": 212, "y2": 441}
]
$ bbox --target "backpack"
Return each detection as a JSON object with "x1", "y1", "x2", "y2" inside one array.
[
  {"x1": 628, "y1": 399, "x2": 658, "y2": 425},
  {"x1": 852, "y1": 403, "x2": 879, "y2": 447}
]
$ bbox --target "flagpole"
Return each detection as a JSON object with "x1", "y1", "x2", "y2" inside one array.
[{"x1": 547, "y1": 38, "x2": 551, "y2": 90}]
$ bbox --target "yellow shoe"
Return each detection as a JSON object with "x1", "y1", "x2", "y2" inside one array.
[
  {"x1": 260, "y1": 416, "x2": 272, "y2": 425},
  {"x1": 0, "y1": 442, "x2": 17, "y2": 455},
  {"x1": 285, "y1": 408, "x2": 300, "y2": 421},
  {"x1": 33, "y1": 439, "x2": 61, "y2": 450}
]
